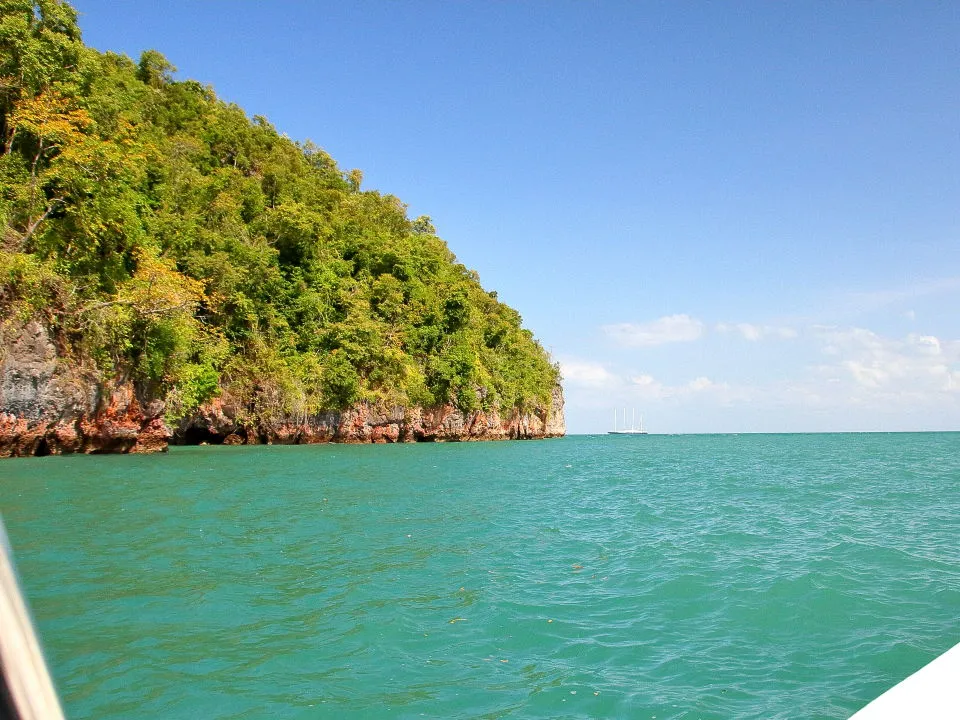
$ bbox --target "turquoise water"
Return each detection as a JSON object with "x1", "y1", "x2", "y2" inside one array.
[{"x1": 1, "y1": 434, "x2": 958, "y2": 719}]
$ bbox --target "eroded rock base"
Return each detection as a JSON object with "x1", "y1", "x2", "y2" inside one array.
[{"x1": 1, "y1": 321, "x2": 564, "y2": 457}]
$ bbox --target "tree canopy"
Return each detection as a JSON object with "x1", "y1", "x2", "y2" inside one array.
[{"x1": 0, "y1": 0, "x2": 559, "y2": 423}]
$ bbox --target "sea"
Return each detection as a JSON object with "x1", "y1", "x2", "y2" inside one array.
[{"x1": 1, "y1": 433, "x2": 958, "y2": 719}]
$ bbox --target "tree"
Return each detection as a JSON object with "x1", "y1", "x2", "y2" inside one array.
[
  {"x1": 0, "y1": 0, "x2": 84, "y2": 152},
  {"x1": 135, "y1": 49, "x2": 175, "y2": 88},
  {"x1": 2, "y1": 88, "x2": 90, "y2": 247}
]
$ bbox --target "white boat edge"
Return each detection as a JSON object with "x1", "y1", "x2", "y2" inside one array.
[{"x1": 848, "y1": 641, "x2": 960, "y2": 719}]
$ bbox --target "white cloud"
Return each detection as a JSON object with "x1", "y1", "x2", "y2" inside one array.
[
  {"x1": 560, "y1": 359, "x2": 617, "y2": 387},
  {"x1": 626, "y1": 373, "x2": 737, "y2": 401},
  {"x1": 716, "y1": 322, "x2": 797, "y2": 341},
  {"x1": 910, "y1": 334, "x2": 941, "y2": 355},
  {"x1": 843, "y1": 361, "x2": 888, "y2": 389},
  {"x1": 630, "y1": 376, "x2": 668, "y2": 400},
  {"x1": 806, "y1": 326, "x2": 960, "y2": 398},
  {"x1": 604, "y1": 314, "x2": 704, "y2": 347},
  {"x1": 688, "y1": 376, "x2": 714, "y2": 391},
  {"x1": 946, "y1": 372, "x2": 960, "y2": 392},
  {"x1": 565, "y1": 319, "x2": 960, "y2": 432},
  {"x1": 772, "y1": 326, "x2": 799, "y2": 339}
]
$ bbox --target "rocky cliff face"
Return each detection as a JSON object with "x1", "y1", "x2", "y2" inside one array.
[
  {"x1": 173, "y1": 382, "x2": 564, "y2": 446},
  {"x1": 0, "y1": 321, "x2": 564, "y2": 457},
  {"x1": 0, "y1": 321, "x2": 170, "y2": 457}
]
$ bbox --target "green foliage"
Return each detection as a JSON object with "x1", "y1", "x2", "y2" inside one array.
[
  {"x1": 0, "y1": 248, "x2": 62, "y2": 322},
  {"x1": 320, "y1": 351, "x2": 361, "y2": 409},
  {"x1": 0, "y1": 0, "x2": 560, "y2": 423},
  {"x1": 135, "y1": 49, "x2": 174, "y2": 88}
]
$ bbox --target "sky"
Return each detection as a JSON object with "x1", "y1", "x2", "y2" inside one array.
[{"x1": 75, "y1": 1, "x2": 960, "y2": 434}]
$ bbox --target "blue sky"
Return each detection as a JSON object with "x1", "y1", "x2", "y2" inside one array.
[{"x1": 75, "y1": 1, "x2": 960, "y2": 433}]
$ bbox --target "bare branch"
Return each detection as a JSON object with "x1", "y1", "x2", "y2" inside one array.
[
  {"x1": 20, "y1": 198, "x2": 64, "y2": 245},
  {"x1": 3, "y1": 127, "x2": 15, "y2": 156}
]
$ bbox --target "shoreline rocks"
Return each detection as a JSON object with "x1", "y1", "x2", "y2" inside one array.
[
  {"x1": 0, "y1": 321, "x2": 564, "y2": 457},
  {"x1": 172, "y1": 382, "x2": 565, "y2": 447}
]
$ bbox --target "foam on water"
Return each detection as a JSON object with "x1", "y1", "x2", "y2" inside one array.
[{"x1": 2, "y1": 433, "x2": 958, "y2": 719}]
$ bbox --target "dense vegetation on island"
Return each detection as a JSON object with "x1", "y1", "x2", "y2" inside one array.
[{"x1": 0, "y1": 0, "x2": 559, "y2": 426}]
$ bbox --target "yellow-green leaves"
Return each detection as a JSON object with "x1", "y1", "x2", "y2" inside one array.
[{"x1": 8, "y1": 88, "x2": 90, "y2": 150}]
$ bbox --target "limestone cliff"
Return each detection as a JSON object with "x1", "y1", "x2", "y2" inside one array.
[
  {"x1": 174, "y1": 382, "x2": 564, "y2": 446},
  {"x1": 0, "y1": 322, "x2": 564, "y2": 457},
  {"x1": 0, "y1": 321, "x2": 170, "y2": 457}
]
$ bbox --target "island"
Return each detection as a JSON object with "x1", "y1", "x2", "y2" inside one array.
[{"x1": 0, "y1": 0, "x2": 563, "y2": 456}]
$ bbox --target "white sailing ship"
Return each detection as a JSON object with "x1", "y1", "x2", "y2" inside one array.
[{"x1": 608, "y1": 408, "x2": 648, "y2": 435}]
